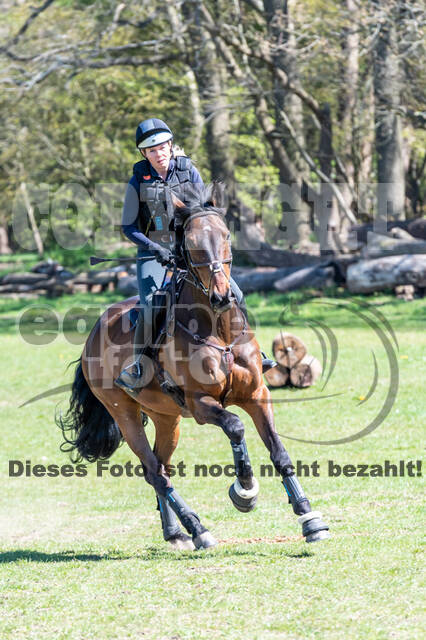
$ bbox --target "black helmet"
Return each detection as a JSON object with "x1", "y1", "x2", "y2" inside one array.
[{"x1": 135, "y1": 118, "x2": 173, "y2": 149}]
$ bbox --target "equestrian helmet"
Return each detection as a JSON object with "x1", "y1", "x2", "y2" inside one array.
[{"x1": 135, "y1": 118, "x2": 173, "y2": 149}]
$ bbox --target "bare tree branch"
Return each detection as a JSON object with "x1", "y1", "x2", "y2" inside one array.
[{"x1": 1, "y1": 0, "x2": 56, "y2": 52}]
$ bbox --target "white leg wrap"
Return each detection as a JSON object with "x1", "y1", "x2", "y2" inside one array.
[
  {"x1": 233, "y1": 476, "x2": 259, "y2": 499},
  {"x1": 298, "y1": 510, "x2": 323, "y2": 525}
]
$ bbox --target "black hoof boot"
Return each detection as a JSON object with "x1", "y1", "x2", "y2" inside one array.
[
  {"x1": 228, "y1": 477, "x2": 259, "y2": 513},
  {"x1": 299, "y1": 511, "x2": 330, "y2": 543},
  {"x1": 261, "y1": 352, "x2": 278, "y2": 373}
]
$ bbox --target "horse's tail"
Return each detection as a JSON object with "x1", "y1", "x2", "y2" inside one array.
[{"x1": 56, "y1": 357, "x2": 123, "y2": 463}]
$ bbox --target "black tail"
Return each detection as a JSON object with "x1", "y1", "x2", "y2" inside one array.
[{"x1": 57, "y1": 357, "x2": 123, "y2": 463}]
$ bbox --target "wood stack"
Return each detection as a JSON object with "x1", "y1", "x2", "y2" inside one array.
[
  {"x1": 0, "y1": 259, "x2": 136, "y2": 298},
  {"x1": 264, "y1": 332, "x2": 322, "y2": 389}
]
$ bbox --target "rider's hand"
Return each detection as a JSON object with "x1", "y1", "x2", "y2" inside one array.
[{"x1": 150, "y1": 243, "x2": 173, "y2": 267}]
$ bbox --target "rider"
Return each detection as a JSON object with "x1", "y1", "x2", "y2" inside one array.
[{"x1": 115, "y1": 117, "x2": 275, "y2": 391}]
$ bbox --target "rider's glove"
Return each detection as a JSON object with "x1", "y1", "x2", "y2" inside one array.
[{"x1": 150, "y1": 243, "x2": 173, "y2": 267}]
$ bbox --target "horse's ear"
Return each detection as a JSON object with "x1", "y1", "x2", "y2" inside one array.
[
  {"x1": 172, "y1": 194, "x2": 191, "y2": 228},
  {"x1": 204, "y1": 182, "x2": 226, "y2": 208},
  {"x1": 171, "y1": 194, "x2": 186, "y2": 210}
]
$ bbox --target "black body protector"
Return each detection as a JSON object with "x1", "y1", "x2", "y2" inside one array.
[{"x1": 133, "y1": 156, "x2": 194, "y2": 253}]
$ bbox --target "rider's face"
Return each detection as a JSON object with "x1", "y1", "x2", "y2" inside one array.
[{"x1": 141, "y1": 141, "x2": 172, "y2": 175}]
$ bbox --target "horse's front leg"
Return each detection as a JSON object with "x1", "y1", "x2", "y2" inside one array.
[
  {"x1": 190, "y1": 394, "x2": 260, "y2": 513},
  {"x1": 240, "y1": 385, "x2": 330, "y2": 543}
]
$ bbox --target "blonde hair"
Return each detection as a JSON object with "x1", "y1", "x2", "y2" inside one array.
[{"x1": 172, "y1": 144, "x2": 186, "y2": 157}]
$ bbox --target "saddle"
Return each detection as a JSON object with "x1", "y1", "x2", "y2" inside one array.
[{"x1": 129, "y1": 272, "x2": 187, "y2": 408}]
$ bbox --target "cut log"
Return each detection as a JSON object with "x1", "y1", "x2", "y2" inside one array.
[
  {"x1": 350, "y1": 217, "x2": 426, "y2": 245},
  {"x1": 233, "y1": 246, "x2": 322, "y2": 268},
  {"x1": 2, "y1": 272, "x2": 49, "y2": 285},
  {"x1": 362, "y1": 232, "x2": 426, "y2": 259},
  {"x1": 233, "y1": 267, "x2": 297, "y2": 293},
  {"x1": 388, "y1": 228, "x2": 415, "y2": 241},
  {"x1": 289, "y1": 355, "x2": 322, "y2": 388},
  {"x1": 264, "y1": 364, "x2": 289, "y2": 388},
  {"x1": 272, "y1": 332, "x2": 307, "y2": 369},
  {"x1": 274, "y1": 265, "x2": 335, "y2": 293},
  {"x1": 347, "y1": 254, "x2": 426, "y2": 293},
  {"x1": 394, "y1": 285, "x2": 415, "y2": 301},
  {"x1": 117, "y1": 275, "x2": 138, "y2": 296}
]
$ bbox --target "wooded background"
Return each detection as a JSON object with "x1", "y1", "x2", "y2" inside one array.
[{"x1": 0, "y1": 0, "x2": 424, "y2": 258}]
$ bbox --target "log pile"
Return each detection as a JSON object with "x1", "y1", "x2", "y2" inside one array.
[
  {"x1": 264, "y1": 332, "x2": 322, "y2": 389},
  {"x1": 0, "y1": 259, "x2": 137, "y2": 299},
  {"x1": 0, "y1": 215, "x2": 425, "y2": 300}
]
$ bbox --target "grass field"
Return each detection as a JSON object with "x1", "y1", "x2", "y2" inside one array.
[{"x1": 0, "y1": 291, "x2": 424, "y2": 639}]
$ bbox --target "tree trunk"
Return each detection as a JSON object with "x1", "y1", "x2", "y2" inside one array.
[
  {"x1": 347, "y1": 254, "x2": 426, "y2": 293},
  {"x1": 361, "y1": 232, "x2": 426, "y2": 259},
  {"x1": 263, "y1": 0, "x2": 311, "y2": 248},
  {"x1": 373, "y1": 1, "x2": 405, "y2": 220},
  {"x1": 274, "y1": 263, "x2": 335, "y2": 292},
  {"x1": 337, "y1": 0, "x2": 360, "y2": 247},
  {"x1": 19, "y1": 181, "x2": 44, "y2": 255},
  {"x1": 0, "y1": 226, "x2": 11, "y2": 254},
  {"x1": 166, "y1": 4, "x2": 204, "y2": 156},
  {"x1": 317, "y1": 103, "x2": 339, "y2": 254}
]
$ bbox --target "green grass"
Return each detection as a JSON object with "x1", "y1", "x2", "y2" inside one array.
[{"x1": 0, "y1": 292, "x2": 424, "y2": 639}]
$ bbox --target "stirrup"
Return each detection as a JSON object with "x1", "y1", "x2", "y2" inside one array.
[
  {"x1": 261, "y1": 351, "x2": 277, "y2": 373},
  {"x1": 114, "y1": 359, "x2": 143, "y2": 391}
]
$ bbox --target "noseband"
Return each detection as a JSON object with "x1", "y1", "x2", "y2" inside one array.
[{"x1": 182, "y1": 210, "x2": 232, "y2": 298}]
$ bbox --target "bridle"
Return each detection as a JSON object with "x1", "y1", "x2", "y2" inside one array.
[
  {"x1": 175, "y1": 208, "x2": 247, "y2": 379},
  {"x1": 181, "y1": 209, "x2": 233, "y2": 299}
]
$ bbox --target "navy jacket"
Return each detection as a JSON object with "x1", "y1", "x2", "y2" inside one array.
[{"x1": 122, "y1": 157, "x2": 204, "y2": 251}]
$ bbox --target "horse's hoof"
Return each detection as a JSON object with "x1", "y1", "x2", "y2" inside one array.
[
  {"x1": 229, "y1": 477, "x2": 259, "y2": 513},
  {"x1": 167, "y1": 532, "x2": 196, "y2": 551},
  {"x1": 305, "y1": 529, "x2": 330, "y2": 543},
  {"x1": 298, "y1": 511, "x2": 330, "y2": 543},
  {"x1": 193, "y1": 530, "x2": 218, "y2": 550}
]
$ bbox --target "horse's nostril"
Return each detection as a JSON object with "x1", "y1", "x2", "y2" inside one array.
[{"x1": 210, "y1": 291, "x2": 221, "y2": 306}]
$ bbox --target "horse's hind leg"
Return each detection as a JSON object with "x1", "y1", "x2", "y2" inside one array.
[
  {"x1": 240, "y1": 385, "x2": 330, "y2": 543},
  {"x1": 103, "y1": 399, "x2": 216, "y2": 549},
  {"x1": 191, "y1": 395, "x2": 259, "y2": 513}
]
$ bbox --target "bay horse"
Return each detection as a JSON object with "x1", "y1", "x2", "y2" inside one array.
[{"x1": 59, "y1": 196, "x2": 329, "y2": 550}]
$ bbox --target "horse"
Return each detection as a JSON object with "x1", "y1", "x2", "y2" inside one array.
[{"x1": 58, "y1": 195, "x2": 329, "y2": 550}]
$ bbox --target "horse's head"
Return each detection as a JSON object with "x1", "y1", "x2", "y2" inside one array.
[{"x1": 175, "y1": 185, "x2": 233, "y2": 314}]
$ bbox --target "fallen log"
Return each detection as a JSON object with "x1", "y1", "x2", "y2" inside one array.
[
  {"x1": 289, "y1": 355, "x2": 322, "y2": 388},
  {"x1": 233, "y1": 267, "x2": 297, "y2": 293},
  {"x1": 2, "y1": 272, "x2": 49, "y2": 285},
  {"x1": 264, "y1": 365, "x2": 289, "y2": 388},
  {"x1": 362, "y1": 232, "x2": 426, "y2": 259},
  {"x1": 117, "y1": 275, "x2": 138, "y2": 296},
  {"x1": 347, "y1": 254, "x2": 426, "y2": 293},
  {"x1": 272, "y1": 332, "x2": 307, "y2": 369},
  {"x1": 350, "y1": 217, "x2": 426, "y2": 245},
  {"x1": 274, "y1": 264, "x2": 335, "y2": 293},
  {"x1": 234, "y1": 246, "x2": 322, "y2": 268}
]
